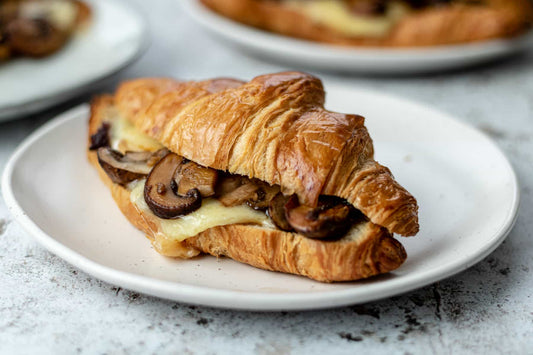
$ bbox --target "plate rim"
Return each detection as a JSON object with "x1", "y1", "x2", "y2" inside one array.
[
  {"x1": 1, "y1": 86, "x2": 520, "y2": 311},
  {"x1": 182, "y1": 0, "x2": 533, "y2": 69},
  {"x1": 0, "y1": 0, "x2": 150, "y2": 120}
]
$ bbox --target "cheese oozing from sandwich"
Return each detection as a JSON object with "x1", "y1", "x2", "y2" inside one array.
[
  {"x1": 283, "y1": 0, "x2": 409, "y2": 38},
  {"x1": 108, "y1": 114, "x2": 275, "y2": 248},
  {"x1": 130, "y1": 180, "x2": 274, "y2": 243}
]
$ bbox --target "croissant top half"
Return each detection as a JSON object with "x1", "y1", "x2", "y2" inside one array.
[{"x1": 114, "y1": 72, "x2": 419, "y2": 236}]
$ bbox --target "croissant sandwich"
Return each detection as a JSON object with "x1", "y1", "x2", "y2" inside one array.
[
  {"x1": 87, "y1": 72, "x2": 419, "y2": 282},
  {"x1": 200, "y1": 0, "x2": 533, "y2": 47}
]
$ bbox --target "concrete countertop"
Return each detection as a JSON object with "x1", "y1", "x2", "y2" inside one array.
[{"x1": 1, "y1": 1, "x2": 532, "y2": 354}]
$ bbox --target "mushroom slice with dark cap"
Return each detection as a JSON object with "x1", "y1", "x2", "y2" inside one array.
[
  {"x1": 284, "y1": 195, "x2": 356, "y2": 240},
  {"x1": 97, "y1": 147, "x2": 168, "y2": 186},
  {"x1": 144, "y1": 153, "x2": 202, "y2": 219},
  {"x1": 174, "y1": 160, "x2": 218, "y2": 198}
]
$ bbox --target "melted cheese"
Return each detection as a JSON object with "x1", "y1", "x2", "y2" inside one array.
[
  {"x1": 109, "y1": 114, "x2": 274, "y2": 244},
  {"x1": 130, "y1": 180, "x2": 274, "y2": 242},
  {"x1": 284, "y1": 0, "x2": 409, "y2": 38},
  {"x1": 110, "y1": 115, "x2": 164, "y2": 152}
]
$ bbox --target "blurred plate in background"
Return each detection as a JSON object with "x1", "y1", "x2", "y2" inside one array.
[
  {"x1": 183, "y1": 0, "x2": 533, "y2": 75},
  {"x1": 0, "y1": 0, "x2": 148, "y2": 121}
]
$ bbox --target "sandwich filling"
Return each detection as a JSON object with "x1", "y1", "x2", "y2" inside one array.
[
  {"x1": 90, "y1": 111, "x2": 368, "y2": 255},
  {"x1": 278, "y1": 0, "x2": 486, "y2": 38},
  {"x1": 130, "y1": 181, "x2": 274, "y2": 242},
  {"x1": 283, "y1": 0, "x2": 410, "y2": 38}
]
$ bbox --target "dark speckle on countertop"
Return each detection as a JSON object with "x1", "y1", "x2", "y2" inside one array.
[
  {"x1": 0, "y1": 219, "x2": 8, "y2": 235},
  {"x1": 339, "y1": 332, "x2": 363, "y2": 342}
]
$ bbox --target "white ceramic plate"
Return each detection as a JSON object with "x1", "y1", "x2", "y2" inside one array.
[
  {"x1": 182, "y1": 0, "x2": 533, "y2": 74},
  {"x1": 2, "y1": 85, "x2": 519, "y2": 311},
  {"x1": 0, "y1": 0, "x2": 148, "y2": 121}
]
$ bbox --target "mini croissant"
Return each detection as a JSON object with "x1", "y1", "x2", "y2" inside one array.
[{"x1": 88, "y1": 72, "x2": 419, "y2": 282}]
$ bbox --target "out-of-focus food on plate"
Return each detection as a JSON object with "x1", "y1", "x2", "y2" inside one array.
[
  {"x1": 200, "y1": 0, "x2": 533, "y2": 47},
  {"x1": 0, "y1": 0, "x2": 91, "y2": 60},
  {"x1": 87, "y1": 71, "x2": 419, "y2": 282}
]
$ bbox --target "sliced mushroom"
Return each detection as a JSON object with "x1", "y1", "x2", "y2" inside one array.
[
  {"x1": 144, "y1": 153, "x2": 202, "y2": 219},
  {"x1": 216, "y1": 174, "x2": 280, "y2": 210},
  {"x1": 284, "y1": 195, "x2": 355, "y2": 240},
  {"x1": 267, "y1": 193, "x2": 293, "y2": 231},
  {"x1": 6, "y1": 17, "x2": 68, "y2": 57},
  {"x1": 215, "y1": 174, "x2": 248, "y2": 197},
  {"x1": 97, "y1": 147, "x2": 168, "y2": 186},
  {"x1": 174, "y1": 160, "x2": 218, "y2": 197},
  {"x1": 247, "y1": 183, "x2": 280, "y2": 210},
  {"x1": 218, "y1": 180, "x2": 259, "y2": 207}
]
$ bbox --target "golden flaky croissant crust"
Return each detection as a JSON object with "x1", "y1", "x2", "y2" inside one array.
[
  {"x1": 115, "y1": 72, "x2": 419, "y2": 237},
  {"x1": 88, "y1": 96, "x2": 407, "y2": 282},
  {"x1": 200, "y1": 0, "x2": 533, "y2": 47}
]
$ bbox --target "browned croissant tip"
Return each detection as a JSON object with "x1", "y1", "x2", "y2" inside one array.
[
  {"x1": 374, "y1": 235, "x2": 408, "y2": 275},
  {"x1": 392, "y1": 201, "x2": 420, "y2": 237}
]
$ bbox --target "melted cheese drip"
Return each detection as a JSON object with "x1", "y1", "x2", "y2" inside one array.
[
  {"x1": 20, "y1": 0, "x2": 78, "y2": 31},
  {"x1": 130, "y1": 180, "x2": 274, "y2": 242},
  {"x1": 284, "y1": 0, "x2": 409, "y2": 38},
  {"x1": 110, "y1": 115, "x2": 164, "y2": 152}
]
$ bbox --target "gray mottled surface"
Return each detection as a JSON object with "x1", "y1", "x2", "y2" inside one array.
[{"x1": 1, "y1": 1, "x2": 533, "y2": 354}]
